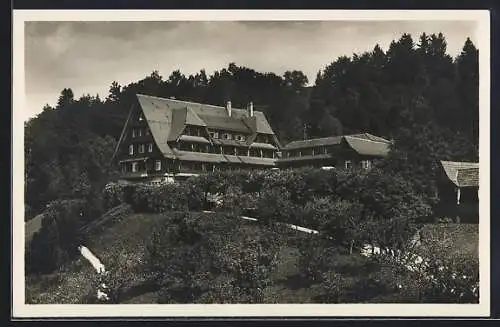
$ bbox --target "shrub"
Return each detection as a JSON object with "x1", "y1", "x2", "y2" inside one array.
[
  {"x1": 146, "y1": 212, "x2": 285, "y2": 303},
  {"x1": 26, "y1": 199, "x2": 86, "y2": 274},
  {"x1": 255, "y1": 186, "x2": 294, "y2": 225},
  {"x1": 102, "y1": 183, "x2": 125, "y2": 210},
  {"x1": 297, "y1": 236, "x2": 341, "y2": 283}
]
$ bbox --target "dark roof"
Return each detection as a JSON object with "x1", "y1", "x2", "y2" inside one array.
[
  {"x1": 440, "y1": 161, "x2": 479, "y2": 187},
  {"x1": 282, "y1": 133, "x2": 391, "y2": 157}
]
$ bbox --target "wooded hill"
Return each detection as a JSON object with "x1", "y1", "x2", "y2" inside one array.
[{"x1": 24, "y1": 33, "x2": 479, "y2": 219}]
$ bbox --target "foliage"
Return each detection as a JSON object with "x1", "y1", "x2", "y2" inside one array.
[
  {"x1": 145, "y1": 212, "x2": 285, "y2": 303},
  {"x1": 25, "y1": 33, "x2": 477, "y2": 222},
  {"x1": 26, "y1": 199, "x2": 86, "y2": 274}
]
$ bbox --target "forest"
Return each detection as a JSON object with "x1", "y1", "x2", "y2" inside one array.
[{"x1": 24, "y1": 32, "x2": 479, "y2": 219}]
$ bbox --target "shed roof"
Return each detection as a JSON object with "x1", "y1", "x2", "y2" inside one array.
[{"x1": 440, "y1": 160, "x2": 479, "y2": 187}]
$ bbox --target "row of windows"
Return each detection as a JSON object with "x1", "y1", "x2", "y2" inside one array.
[
  {"x1": 131, "y1": 128, "x2": 150, "y2": 138},
  {"x1": 208, "y1": 130, "x2": 246, "y2": 142},
  {"x1": 129, "y1": 143, "x2": 153, "y2": 155},
  {"x1": 183, "y1": 126, "x2": 248, "y2": 142},
  {"x1": 178, "y1": 142, "x2": 276, "y2": 158},
  {"x1": 122, "y1": 160, "x2": 162, "y2": 173},
  {"x1": 284, "y1": 146, "x2": 329, "y2": 158},
  {"x1": 343, "y1": 160, "x2": 372, "y2": 170}
]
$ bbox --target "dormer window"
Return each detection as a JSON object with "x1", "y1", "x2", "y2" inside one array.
[
  {"x1": 148, "y1": 143, "x2": 153, "y2": 153},
  {"x1": 129, "y1": 144, "x2": 134, "y2": 155}
]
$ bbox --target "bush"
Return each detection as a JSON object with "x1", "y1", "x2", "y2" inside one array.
[
  {"x1": 145, "y1": 212, "x2": 285, "y2": 303},
  {"x1": 26, "y1": 199, "x2": 86, "y2": 274},
  {"x1": 102, "y1": 183, "x2": 125, "y2": 210}
]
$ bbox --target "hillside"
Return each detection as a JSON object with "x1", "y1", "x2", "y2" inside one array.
[{"x1": 26, "y1": 203, "x2": 479, "y2": 304}]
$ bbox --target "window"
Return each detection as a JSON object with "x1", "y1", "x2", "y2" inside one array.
[
  {"x1": 139, "y1": 144, "x2": 145, "y2": 154},
  {"x1": 138, "y1": 129, "x2": 142, "y2": 137},
  {"x1": 155, "y1": 160, "x2": 162, "y2": 171},
  {"x1": 139, "y1": 114, "x2": 144, "y2": 121},
  {"x1": 121, "y1": 164, "x2": 126, "y2": 173},
  {"x1": 145, "y1": 129, "x2": 150, "y2": 135},
  {"x1": 210, "y1": 131, "x2": 219, "y2": 139},
  {"x1": 361, "y1": 160, "x2": 372, "y2": 170},
  {"x1": 323, "y1": 147, "x2": 328, "y2": 154},
  {"x1": 345, "y1": 160, "x2": 352, "y2": 170},
  {"x1": 129, "y1": 144, "x2": 134, "y2": 155},
  {"x1": 131, "y1": 162, "x2": 138, "y2": 172},
  {"x1": 132, "y1": 129, "x2": 136, "y2": 138},
  {"x1": 148, "y1": 143, "x2": 153, "y2": 153}
]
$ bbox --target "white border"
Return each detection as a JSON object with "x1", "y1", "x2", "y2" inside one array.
[{"x1": 12, "y1": 9, "x2": 491, "y2": 318}]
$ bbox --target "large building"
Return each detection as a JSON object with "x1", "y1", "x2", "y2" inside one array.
[
  {"x1": 277, "y1": 133, "x2": 392, "y2": 170},
  {"x1": 111, "y1": 94, "x2": 281, "y2": 183}
]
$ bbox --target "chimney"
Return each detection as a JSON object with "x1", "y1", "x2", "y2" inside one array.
[
  {"x1": 226, "y1": 100, "x2": 232, "y2": 117},
  {"x1": 248, "y1": 101, "x2": 254, "y2": 117}
]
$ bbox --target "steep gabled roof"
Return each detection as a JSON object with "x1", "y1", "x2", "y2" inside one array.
[
  {"x1": 136, "y1": 94, "x2": 176, "y2": 158},
  {"x1": 440, "y1": 160, "x2": 479, "y2": 187},
  {"x1": 136, "y1": 94, "x2": 276, "y2": 146}
]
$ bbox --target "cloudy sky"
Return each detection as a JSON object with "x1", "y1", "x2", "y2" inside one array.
[{"x1": 24, "y1": 20, "x2": 478, "y2": 121}]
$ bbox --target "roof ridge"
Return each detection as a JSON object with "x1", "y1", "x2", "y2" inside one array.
[
  {"x1": 136, "y1": 93, "x2": 261, "y2": 113},
  {"x1": 344, "y1": 135, "x2": 391, "y2": 144},
  {"x1": 287, "y1": 135, "x2": 342, "y2": 144}
]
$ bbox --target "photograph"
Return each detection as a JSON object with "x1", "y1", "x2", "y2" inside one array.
[{"x1": 13, "y1": 9, "x2": 490, "y2": 318}]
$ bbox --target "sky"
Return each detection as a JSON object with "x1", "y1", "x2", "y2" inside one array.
[{"x1": 24, "y1": 20, "x2": 478, "y2": 121}]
